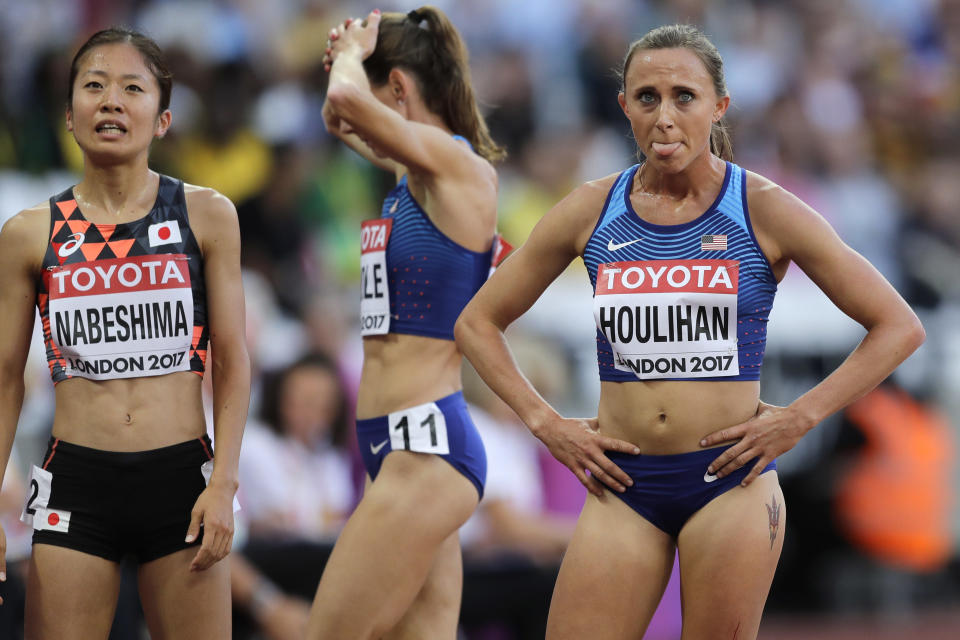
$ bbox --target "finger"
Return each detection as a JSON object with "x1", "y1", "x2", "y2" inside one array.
[
  {"x1": 740, "y1": 458, "x2": 770, "y2": 487},
  {"x1": 584, "y1": 473, "x2": 605, "y2": 497},
  {"x1": 583, "y1": 458, "x2": 625, "y2": 492},
  {"x1": 708, "y1": 443, "x2": 745, "y2": 476},
  {"x1": 343, "y1": 18, "x2": 352, "y2": 27},
  {"x1": 717, "y1": 447, "x2": 758, "y2": 478},
  {"x1": 191, "y1": 543, "x2": 215, "y2": 571},
  {"x1": 367, "y1": 9, "x2": 382, "y2": 29},
  {"x1": 599, "y1": 436, "x2": 641, "y2": 456},
  {"x1": 567, "y1": 461, "x2": 603, "y2": 497},
  {"x1": 592, "y1": 452, "x2": 634, "y2": 487},
  {"x1": 700, "y1": 424, "x2": 745, "y2": 448},
  {"x1": 184, "y1": 508, "x2": 202, "y2": 544}
]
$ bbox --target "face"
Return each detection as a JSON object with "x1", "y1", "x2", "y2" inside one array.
[
  {"x1": 66, "y1": 42, "x2": 171, "y2": 162},
  {"x1": 618, "y1": 47, "x2": 728, "y2": 170},
  {"x1": 279, "y1": 366, "x2": 342, "y2": 447}
]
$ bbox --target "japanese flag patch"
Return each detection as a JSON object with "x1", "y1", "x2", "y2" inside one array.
[{"x1": 148, "y1": 221, "x2": 182, "y2": 247}]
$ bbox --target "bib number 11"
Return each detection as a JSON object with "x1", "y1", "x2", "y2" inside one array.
[{"x1": 388, "y1": 402, "x2": 450, "y2": 455}]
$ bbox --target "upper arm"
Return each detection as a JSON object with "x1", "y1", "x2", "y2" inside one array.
[
  {"x1": 326, "y1": 83, "x2": 478, "y2": 180},
  {"x1": 748, "y1": 175, "x2": 916, "y2": 331},
  {"x1": 185, "y1": 187, "x2": 248, "y2": 364},
  {"x1": 0, "y1": 208, "x2": 46, "y2": 377},
  {"x1": 463, "y1": 178, "x2": 612, "y2": 330}
]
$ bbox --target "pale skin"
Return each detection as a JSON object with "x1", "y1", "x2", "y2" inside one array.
[
  {"x1": 307, "y1": 11, "x2": 497, "y2": 640},
  {"x1": 0, "y1": 42, "x2": 250, "y2": 638},
  {"x1": 455, "y1": 46, "x2": 924, "y2": 639}
]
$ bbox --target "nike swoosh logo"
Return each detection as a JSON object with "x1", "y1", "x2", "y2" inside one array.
[
  {"x1": 703, "y1": 471, "x2": 718, "y2": 483},
  {"x1": 607, "y1": 238, "x2": 642, "y2": 251},
  {"x1": 370, "y1": 439, "x2": 389, "y2": 455}
]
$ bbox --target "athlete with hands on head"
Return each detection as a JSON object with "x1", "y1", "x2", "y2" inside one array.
[
  {"x1": 308, "y1": 6, "x2": 506, "y2": 640},
  {"x1": 455, "y1": 24, "x2": 924, "y2": 640},
  {"x1": 0, "y1": 28, "x2": 249, "y2": 639}
]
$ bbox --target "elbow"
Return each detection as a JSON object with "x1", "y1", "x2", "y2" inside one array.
[
  {"x1": 453, "y1": 310, "x2": 474, "y2": 353},
  {"x1": 905, "y1": 313, "x2": 926, "y2": 354},
  {"x1": 326, "y1": 84, "x2": 363, "y2": 119}
]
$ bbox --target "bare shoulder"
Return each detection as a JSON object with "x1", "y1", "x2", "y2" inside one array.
[
  {"x1": 744, "y1": 170, "x2": 818, "y2": 226},
  {"x1": 0, "y1": 203, "x2": 51, "y2": 271},
  {"x1": 182, "y1": 183, "x2": 240, "y2": 244}
]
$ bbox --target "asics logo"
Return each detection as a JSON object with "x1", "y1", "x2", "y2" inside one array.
[
  {"x1": 370, "y1": 439, "x2": 389, "y2": 455},
  {"x1": 58, "y1": 233, "x2": 85, "y2": 258},
  {"x1": 703, "y1": 471, "x2": 718, "y2": 483},
  {"x1": 607, "y1": 238, "x2": 642, "y2": 251}
]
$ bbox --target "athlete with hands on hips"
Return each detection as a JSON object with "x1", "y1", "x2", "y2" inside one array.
[
  {"x1": 0, "y1": 28, "x2": 248, "y2": 639},
  {"x1": 455, "y1": 24, "x2": 924, "y2": 640},
  {"x1": 308, "y1": 7, "x2": 506, "y2": 640}
]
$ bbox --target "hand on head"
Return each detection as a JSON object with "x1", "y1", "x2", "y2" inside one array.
[{"x1": 324, "y1": 9, "x2": 382, "y2": 72}]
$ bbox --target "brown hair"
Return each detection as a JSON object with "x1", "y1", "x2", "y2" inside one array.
[
  {"x1": 364, "y1": 6, "x2": 505, "y2": 163},
  {"x1": 620, "y1": 24, "x2": 732, "y2": 161},
  {"x1": 68, "y1": 27, "x2": 173, "y2": 114}
]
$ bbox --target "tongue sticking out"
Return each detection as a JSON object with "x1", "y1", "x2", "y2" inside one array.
[{"x1": 652, "y1": 141, "x2": 681, "y2": 157}]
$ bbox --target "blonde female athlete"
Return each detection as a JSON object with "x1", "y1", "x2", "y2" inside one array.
[
  {"x1": 307, "y1": 7, "x2": 506, "y2": 639},
  {"x1": 456, "y1": 24, "x2": 924, "y2": 640},
  {"x1": 0, "y1": 28, "x2": 249, "y2": 639}
]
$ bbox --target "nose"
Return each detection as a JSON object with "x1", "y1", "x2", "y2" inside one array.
[
  {"x1": 99, "y1": 85, "x2": 124, "y2": 113},
  {"x1": 655, "y1": 102, "x2": 674, "y2": 131}
]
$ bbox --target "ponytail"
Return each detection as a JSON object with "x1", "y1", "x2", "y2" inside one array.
[{"x1": 364, "y1": 6, "x2": 506, "y2": 163}]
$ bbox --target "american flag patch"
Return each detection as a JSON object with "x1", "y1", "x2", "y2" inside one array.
[{"x1": 701, "y1": 234, "x2": 727, "y2": 250}]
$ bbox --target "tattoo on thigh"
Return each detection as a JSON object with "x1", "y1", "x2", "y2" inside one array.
[{"x1": 765, "y1": 494, "x2": 781, "y2": 550}]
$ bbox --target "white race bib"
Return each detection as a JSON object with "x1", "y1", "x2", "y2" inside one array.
[
  {"x1": 594, "y1": 259, "x2": 740, "y2": 379},
  {"x1": 21, "y1": 465, "x2": 71, "y2": 533},
  {"x1": 46, "y1": 254, "x2": 194, "y2": 380},
  {"x1": 360, "y1": 219, "x2": 393, "y2": 336},
  {"x1": 388, "y1": 402, "x2": 449, "y2": 455}
]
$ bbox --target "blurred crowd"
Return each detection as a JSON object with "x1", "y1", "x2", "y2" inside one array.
[{"x1": 1, "y1": 0, "x2": 959, "y2": 637}]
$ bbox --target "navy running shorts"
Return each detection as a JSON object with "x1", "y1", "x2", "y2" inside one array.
[
  {"x1": 605, "y1": 444, "x2": 777, "y2": 537},
  {"x1": 356, "y1": 391, "x2": 487, "y2": 499}
]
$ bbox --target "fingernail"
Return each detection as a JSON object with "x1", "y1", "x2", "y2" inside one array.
[
  {"x1": 633, "y1": 447, "x2": 640, "y2": 454},
  {"x1": 185, "y1": 534, "x2": 195, "y2": 543},
  {"x1": 0, "y1": 572, "x2": 5, "y2": 581},
  {"x1": 707, "y1": 467, "x2": 714, "y2": 474},
  {"x1": 700, "y1": 439, "x2": 707, "y2": 446},
  {"x1": 373, "y1": 9, "x2": 381, "y2": 14}
]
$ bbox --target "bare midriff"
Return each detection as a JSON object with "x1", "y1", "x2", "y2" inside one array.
[
  {"x1": 357, "y1": 333, "x2": 462, "y2": 419},
  {"x1": 598, "y1": 379, "x2": 761, "y2": 454},
  {"x1": 52, "y1": 371, "x2": 206, "y2": 451}
]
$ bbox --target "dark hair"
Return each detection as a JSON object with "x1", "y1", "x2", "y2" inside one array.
[
  {"x1": 68, "y1": 27, "x2": 173, "y2": 114},
  {"x1": 363, "y1": 6, "x2": 505, "y2": 163},
  {"x1": 259, "y1": 352, "x2": 350, "y2": 448},
  {"x1": 620, "y1": 24, "x2": 732, "y2": 161}
]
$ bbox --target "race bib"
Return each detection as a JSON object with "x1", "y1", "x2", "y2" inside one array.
[
  {"x1": 46, "y1": 254, "x2": 194, "y2": 380},
  {"x1": 360, "y1": 219, "x2": 392, "y2": 336},
  {"x1": 594, "y1": 259, "x2": 740, "y2": 379},
  {"x1": 21, "y1": 465, "x2": 71, "y2": 533},
  {"x1": 388, "y1": 402, "x2": 450, "y2": 455}
]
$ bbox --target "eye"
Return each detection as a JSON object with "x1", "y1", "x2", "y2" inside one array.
[
  {"x1": 83, "y1": 81, "x2": 103, "y2": 89},
  {"x1": 678, "y1": 91, "x2": 695, "y2": 103},
  {"x1": 126, "y1": 84, "x2": 144, "y2": 93},
  {"x1": 636, "y1": 90, "x2": 657, "y2": 104}
]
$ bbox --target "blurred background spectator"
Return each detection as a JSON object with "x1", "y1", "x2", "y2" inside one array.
[{"x1": 1, "y1": 0, "x2": 958, "y2": 637}]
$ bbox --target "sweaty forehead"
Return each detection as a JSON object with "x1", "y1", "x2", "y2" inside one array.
[
  {"x1": 79, "y1": 43, "x2": 150, "y2": 75},
  {"x1": 625, "y1": 48, "x2": 712, "y2": 90}
]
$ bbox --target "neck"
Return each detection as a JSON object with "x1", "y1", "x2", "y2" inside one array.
[
  {"x1": 639, "y1": 152, "x2": 725, "y2": 200},
  {"x1": 76, "y1": 160, "x2": 157, "y2": 218}
]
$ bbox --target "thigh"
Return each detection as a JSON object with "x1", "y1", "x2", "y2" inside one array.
[
  {"x1": 307, "y1": 451, "x2": 478, "y2": 640},
  {"x1": 546, "y1": 492, "x2": 675, "y2": 640},
  {"x1": 677, "y1": 470, "x2": 785, "y2": 640},
  {"x1": 386, "y1": 530, "x2": 463, "y2": 640},
  {"x1": 26, "y1": 544, "x2": 122, "y2": 640},
  {"x1": 137, "y1": 547, "x2": 231, "y2": 640}
]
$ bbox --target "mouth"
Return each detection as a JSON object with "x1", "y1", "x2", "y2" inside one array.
[
  {"x1": 95, "y1": 121, "x2": 128, "y2": 136},
  {"x1": 651, "y1": 141, "x2": 682, "y2": 157}
]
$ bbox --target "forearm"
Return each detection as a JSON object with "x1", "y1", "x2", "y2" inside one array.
[
  {"x1": 0, "y1": 371, "x2": 25, "y2": 485},
  {"x1": 455, "y1": 316, "x2": 560, "y2": 436},
  {"x1": 789, "y1": 317, "x2": 925, "y2": 427},
  {"x1": 209, "y1": 348, "x2": 251, "y2": 489}
]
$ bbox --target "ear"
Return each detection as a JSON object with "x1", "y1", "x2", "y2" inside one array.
[
  {"x1": 65, "y1": 105, "x2": 74, "y2": 132},
  {"x1": 155, "y1": 109, "x2": 172, "y2": 138},
  {"x1": 713, "y1": 95, "x2": 730, "y2": 123},
  {"x1": 618, "y1": 91, "x2": 628, "y2": 118},
  {"x1": 387, "y1": 68, "x2": 409, "y2": 105}
]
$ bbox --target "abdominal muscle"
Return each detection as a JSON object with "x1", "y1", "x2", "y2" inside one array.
[
  {"x1": 52, "y1": 372, "x2": 206, "y2": 451},
  {"x1": 357, "y1": 333, "x2": 462, "y2": 420},
  {"x1": 598, "y1": 379, "x2": 761, "y2": 454}
]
